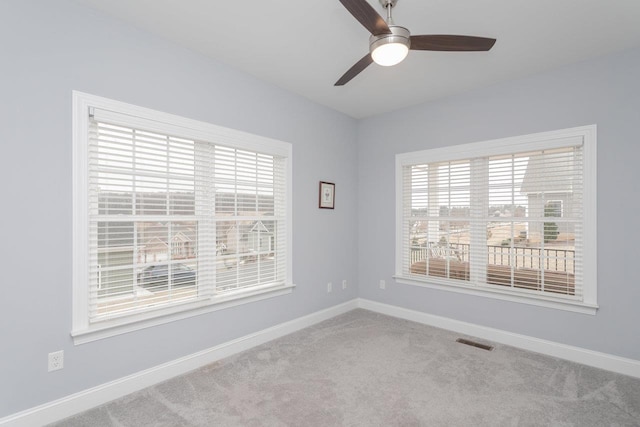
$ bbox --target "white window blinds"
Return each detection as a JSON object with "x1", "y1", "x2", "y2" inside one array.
[
  {"x1": 396, "y1": 126, "x2": 597, "y2": 312},
  {"x1": 86, "y1": 108, "x2": 288, "y2": 322}
]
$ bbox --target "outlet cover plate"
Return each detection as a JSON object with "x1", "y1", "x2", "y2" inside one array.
[{"x1": 48, "y1": 351, "x2": 64, "y2": 372}]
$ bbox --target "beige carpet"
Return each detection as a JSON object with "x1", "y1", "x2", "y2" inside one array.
[{"x1": 52, "y1": 309, "x2": 640, "y2": 426}]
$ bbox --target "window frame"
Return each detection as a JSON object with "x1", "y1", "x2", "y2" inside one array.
[
  {"x1": 395, "y1": 125, "x2": 597, "y2": 315},
  {"x1": 72, "y1": 91, "x2": 294, "y2": 344}
]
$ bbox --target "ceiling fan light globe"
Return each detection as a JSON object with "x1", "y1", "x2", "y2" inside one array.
[
  {"x1": 369, "y1": 25, "x2": 411, "y2": 67},
  {"x1": 372, "y1": 43, "x2": 409, "y2": 66}
]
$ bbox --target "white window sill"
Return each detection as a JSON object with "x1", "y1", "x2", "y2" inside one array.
[
  {"x1": 71, "y1": 283, "x2": 295, "y2": 345},
  {"x1": 394, "y1": 275, "x2": 597, "y2": 315}
]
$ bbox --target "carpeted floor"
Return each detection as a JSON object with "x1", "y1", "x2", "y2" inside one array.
[{"x1": 52, "y1": 309, "x2": 640, "y2": 426}]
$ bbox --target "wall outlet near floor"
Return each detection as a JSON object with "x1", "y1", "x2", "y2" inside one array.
[
  {"x1": 48, "y1": 350, "x2": 64, "y2": 372},
  {"x1": 327, "y1": 282, "x2": 332, "y2": 293},
  {"x1": 379, "y1": 279, "x2": 386, "y2": 290},
  {"x1": 342, "y1": 279, "x2": 347, "y2": 290}
]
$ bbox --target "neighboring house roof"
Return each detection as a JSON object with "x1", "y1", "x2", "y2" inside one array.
[
  {"x1": 171, "y1": 231, "x2": 193, "y2": 243},
  {"x1": 145, "y1": 237, "x2": 169, "y2": 251},
  {"x1": 249, "y1": 220, "x2": 272, "y2": 234},
  {"x1": 226, "y1": 220, "x2": 274, "y2": 235},
  {"x1": 520, "y1": 151, "x2": 577, "y2": 195}
]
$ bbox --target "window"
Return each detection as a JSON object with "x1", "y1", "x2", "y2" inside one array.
[
  {"x1": 395, "y1": 126, "x2": 597, "y2": 314},
  {"x1": 72, "y1": 92, "x2": 293, "y2": 343},
  {"x1": 545, "y1": 200, "x2": 563, "y2": 218}
]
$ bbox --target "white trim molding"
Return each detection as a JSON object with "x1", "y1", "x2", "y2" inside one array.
[
  {"x1": 72, "y1": 284, "x2": 296, "y2": 345},
  {"x1": 394, "y1": 276, "x2": 598, "y2": 315},
  {"x1": 0, "y1": 300, "x2": 358, "y2": 427},
  {"x1": 357, "y1": 298, "x2": 640, "y2": 379}
]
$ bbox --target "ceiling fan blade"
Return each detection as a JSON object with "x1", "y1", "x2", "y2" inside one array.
[
  {"x1": 338, "y1": 0, "x2": 391, "y2": 36},
  {"x1": 335, "y1": 54, "x2": 374, "y2": 86},
  {"x1": 410, "y1": 35, "x2": 496, "y2": 51}
]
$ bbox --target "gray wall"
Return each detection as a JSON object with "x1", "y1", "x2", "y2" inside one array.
[
  {"x1": 0, "y1": 0, "x2": 358, "y2": 417},
  {"x1": 357, "y1": 46, "x2": 640, "y2": 360}
]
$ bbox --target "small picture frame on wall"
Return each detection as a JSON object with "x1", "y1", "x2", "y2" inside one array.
[{"x1": 319, "y1": 181, "x2": 335, "y2": 209}]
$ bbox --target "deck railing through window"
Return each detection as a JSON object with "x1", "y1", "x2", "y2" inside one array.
[{"x1": 410, "y1": 243, "x2": 575, "y2": 274}]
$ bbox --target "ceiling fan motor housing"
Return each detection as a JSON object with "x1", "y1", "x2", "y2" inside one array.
[{"x1": 369, "y1": 25, "x2": 411, "y2": 54}]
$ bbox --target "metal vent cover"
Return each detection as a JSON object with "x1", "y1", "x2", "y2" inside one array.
[{"x1": 456, "y1": 338, "x2": 494, "y2": 351}]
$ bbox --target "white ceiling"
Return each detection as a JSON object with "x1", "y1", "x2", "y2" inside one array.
[{"x1": 74, "y1": 0, "x2": 640, "y2": 119}]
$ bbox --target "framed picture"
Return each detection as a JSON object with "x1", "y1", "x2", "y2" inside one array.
[{"x1": 319, "y1": 181, "x2": 335, "y2": 209}]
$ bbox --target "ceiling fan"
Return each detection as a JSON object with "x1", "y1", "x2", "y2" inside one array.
[{"x1": 335, "y1": 0, "x2": 496, "y2": 86}]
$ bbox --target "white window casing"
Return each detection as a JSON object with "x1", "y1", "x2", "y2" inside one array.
[
  {"x1": 72, "y1": 91, "x2": 293, "y2": 344},
  {"x1": 395, "y1": 125, "x2": 597, "y2": 314}
]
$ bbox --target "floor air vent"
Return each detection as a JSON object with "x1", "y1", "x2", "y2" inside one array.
[{"x1": 456, "y1": 338, "x2": 494, "y2": 351}]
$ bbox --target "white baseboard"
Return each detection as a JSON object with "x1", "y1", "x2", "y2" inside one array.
[
  {"x1": 0, "y1": 300, "x2": 358, "y2": 427},
  {"x1": 357, "y1": 298, "x2": 640, "y2": 379}
]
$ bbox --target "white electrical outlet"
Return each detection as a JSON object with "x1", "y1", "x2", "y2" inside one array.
[
  {"x1": 327, "y1": 282, "x2": 332, "y2": 293},
  {"x1": 379, "y1": 279, "x2": 386, "y2": 290},
  {"x1": 342, "y1": 279, "x2": 347, "y2": 290},
  {"x1": 48, "y1": 350, "x2": 64, "y2": 372}
]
